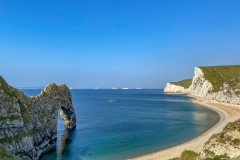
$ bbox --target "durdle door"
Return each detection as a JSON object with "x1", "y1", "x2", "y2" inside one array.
[{"x1": 0, "y1": 76, "x2": 76, "y2": 160}]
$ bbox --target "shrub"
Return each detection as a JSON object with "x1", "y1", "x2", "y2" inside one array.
[
  {"x1": 233, "y1": 138, "x2": 240, "y2": 145},
  {"x1": 181, "y1": 150, "x2": 198, "y2": 160}
]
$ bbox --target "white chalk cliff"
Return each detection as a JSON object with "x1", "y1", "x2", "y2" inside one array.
[
  {"x1": 190, "y1": 67, "x2": 213, "y2": 97},
  {"x1": 164, "y1": 67, "x2": 240, "y2": 105},
  {"x1": 164, "y1": 82, "x2": 191, "y2": 94},
  {"x1": 191, "y1": 67, "x2": 240, "y2": 105}
]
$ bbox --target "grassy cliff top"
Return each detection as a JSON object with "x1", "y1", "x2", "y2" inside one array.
[
  {"x1": 170, "y1": 79, "x2": 192, "y2": 89},
  {"x1": 199, "y1": 65, "x2": 240, "y2": 92}
]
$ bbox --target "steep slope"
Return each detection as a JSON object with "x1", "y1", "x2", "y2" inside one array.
[
  {"x1": 199, "y1": 119, "x2": 240, "y2": 159},
  {"x1": 0, "y1": 76, "x2": 76, "y2": 160},
  {"x1": 164, "y1": 65, "x2": 240, "y2": 105},
  {"x1": 191, "y1": 66, "x2": 240, "y2": 105}
]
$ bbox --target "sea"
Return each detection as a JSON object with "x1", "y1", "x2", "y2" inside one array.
[{"x1": 20, "y1": 89, "x2": 220, "y2": 160}]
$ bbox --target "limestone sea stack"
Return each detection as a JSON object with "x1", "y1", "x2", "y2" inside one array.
[{"x1": 0, "y1": 76, "x2": 76, "y2": 160}]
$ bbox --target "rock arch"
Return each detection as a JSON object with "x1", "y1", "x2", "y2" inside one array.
[
  {"x1": 0, "y1": 76, "x2": 76, "y2": 159},
  {"x1": 42, "y1": 83, "x2": 76, "y2": 130}
]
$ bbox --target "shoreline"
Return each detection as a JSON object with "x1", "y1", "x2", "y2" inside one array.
[{"x1": 128, "y1": 98, "x2": 240, "y2": 160}]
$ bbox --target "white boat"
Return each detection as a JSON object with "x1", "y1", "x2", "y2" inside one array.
[
  {"x1": 70, "y1": 87, "x2": 73, "y2": 89},
  {"x1": 136, "y1": 87, "x2": 142, "y2": 89},
  {"x1": 122, "y1": 88, "x2": 129, "y2": 90},
  {"x1": 111, "y1": 87, "x2": 117, "y2": 89},
  {"x1": 94, "y1": 87, "x2": 99, "y2": 89}
]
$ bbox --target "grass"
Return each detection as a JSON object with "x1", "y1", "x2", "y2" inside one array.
[
  {"x1": 175, "y1": 150, "x2": 230, "y2": 160},
  {"x1": 233, "y1": 138, "x2": 240, "y2": 145},
  {"x1": 199, "y1": 65, "x2": 240, "y2": 93},
  {"x1": 18, "y1": 101, "x2": 30, "y2": 124},
  {"x1": 0, "y1": 76, "x2": 15, "y2": 97},
  {"x1": 0, "y1": 145, "x2": 20, "y2": 160},
  {"x1": 181, "y1": 150, "x2": 198, "y2": 160},
  {"x1": 170, "y1": 79, "x2": 192, "y2": 89}
]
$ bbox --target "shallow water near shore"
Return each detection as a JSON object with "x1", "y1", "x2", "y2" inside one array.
[{"x1": 21, "y1": 89, "x2": 220, "y2": 160}]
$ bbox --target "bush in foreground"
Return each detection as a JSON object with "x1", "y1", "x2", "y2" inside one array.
[{"x1": 181, "y1": 150, "x2": 198, "y2": 160}]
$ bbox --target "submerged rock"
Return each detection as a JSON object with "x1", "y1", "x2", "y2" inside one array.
[{"x1": 0, "y1": 76, "x2": 76, "y2": 159}]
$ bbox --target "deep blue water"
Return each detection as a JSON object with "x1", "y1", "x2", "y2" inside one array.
[{"x1": 20, "y1": 89, "x2": 220, "y2": 160}]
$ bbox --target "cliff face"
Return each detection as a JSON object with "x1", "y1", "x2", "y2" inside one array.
[
  {"x1": 191, "y1": 67, "x2": 240, "y2": 105},
  {"x1": 163, "y1": 79, "x2": 192, "y2": 94},
  {"x1": 0, "y1": 76, "x2": 76, "y2": 160},
  {"x1": 164, "y1": 66, "x2": 240, "y2": 105},
  {"x1": 190, "y1": 67, "x2": 213, "y2": 97},
  {"x1": 164, "y1": 82, "x2": 191, "y2": 94}
]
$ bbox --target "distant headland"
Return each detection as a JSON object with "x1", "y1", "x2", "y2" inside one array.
[{"x1": 164, "y1": 65, "x2": 240, "y2": 105}]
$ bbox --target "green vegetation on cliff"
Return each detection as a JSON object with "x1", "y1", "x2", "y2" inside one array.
[
  {"x1": 0, "y1": 76, "x2": 15, "y2": 97},
  {"x1": 0, "y1": 146, "x2": 20, "y2": 160},
  {"x1": 170, "y1": 79, "x2": 192, "y2": 89},
  {"x1": 199, "y1": 65, "x2": 240, "y2": 93},
  {"x1": 206, "y1": 119, "x2": 240, "y2": 147},
  {"x1": 18, "y1": 101, "x2": 30, "y2": 123},
  {"x1": 0, "y1": 75, "x2": 76, "y2": 159}
]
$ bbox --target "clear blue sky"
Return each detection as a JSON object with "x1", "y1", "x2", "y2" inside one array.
[{"x1": 1, "y1": 0, "x2": 240, "y2": 88}]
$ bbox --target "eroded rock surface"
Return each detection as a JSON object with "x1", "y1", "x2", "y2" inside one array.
[
  {"x1": 191, "y1": 67, "x2": 240, "y2": 105},
  {"x1": 199, "y1": 120, "x2": 240, "y2": 159},
  {"x1": 0, "y1": 76, "x2": 76, "y2": 159},
  {"x1": 191, "y1": 67, "x2": 213, "y2": 97},
  {"x1": 164, "y1": 67, "x2": 240, "y2": 105}
]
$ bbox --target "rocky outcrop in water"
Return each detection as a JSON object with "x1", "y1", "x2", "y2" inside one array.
[{"x1": 0, "y1": 76, "x2": 76, "y2": 160}]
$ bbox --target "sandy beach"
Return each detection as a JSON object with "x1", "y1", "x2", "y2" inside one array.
[{"x1": 128, "y1": 100, "x2": 240, "y2": 160}]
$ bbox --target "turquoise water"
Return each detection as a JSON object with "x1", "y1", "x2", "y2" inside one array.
[{"x1": 21, "y1": 89, "x2": 220, "y2": 160}]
